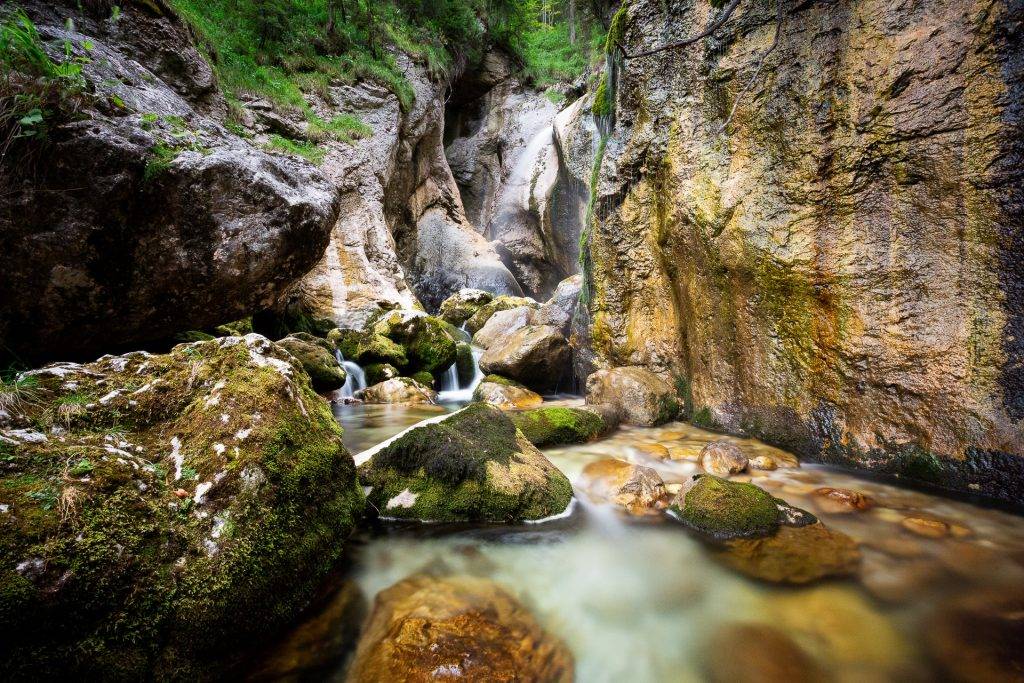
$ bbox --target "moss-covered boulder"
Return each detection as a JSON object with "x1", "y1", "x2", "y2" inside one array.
[
  {"x1": 472, "y1": 375, "x2": 544, "y2": 410},
  {"x1": 410, "y1": 370, "x2": 436, "y2": 387},
  {"x1": 670, "y1": 475, "x2": 780, "y2": 540},
  {"x1": 371, "y1": 311, "x2": 458, "y2": 376},
  {"x1": 357, "y1": 404, "x2": 573, "y2": 522},
  {"x1": 277, "y1": 333, "x2": 347, "y2": 391},
  {"x1": 465, "y1": 296, "x2": 539, "y2": 335},
  {"x1": 328, "y1": 328, "x2": 408, "y2": 368},
  {"x1": 509, "y1": 407, "x2": 606, "y2": 447},
  {"x1": 364, "y1": 363, "x2": 400, "y2": 386},
  {"x1": 214, "y1": 317, "x2": 253, "y2": 337},
  {"x1": 0, "y1": 335, "x2": 363, "y2": 679},
  {"x1": 455, "y1": 342, "x2": 477, "y2": 386},
  {"x1": 438, "y1": 289, "x2": 494, "y2": 326}
]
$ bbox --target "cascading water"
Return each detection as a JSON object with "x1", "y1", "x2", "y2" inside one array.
[
  {"x1": 436, "y1": 347, "x2": 484, "y2": 403},
  {"x1": 335, "y1": 350, "x2": 367, "y2": 399}
]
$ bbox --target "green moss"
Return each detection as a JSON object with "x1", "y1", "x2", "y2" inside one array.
[
  {"x1": 509, "y1": 407, "x2": 605, "y2": 447},
  {"x1": 464, "y1": 297, "x2": 537, "y2": 334},
  {"x1": 691, "y1": 406, "x2": 720, "y2": 430},
  {"x1": 605, "y1": 5, "x2": 629, "y2": 55},
  {"x1": 455, "y1": 342, "x2": 475, "y2": 386},
  {"x1": 671, "y1": 475, "x2": 780, "y2": 540},
  {"x1": 410, "y1": 370, "x2": 435, "y2": 386},
  {"x1": 364, "y1": 363, "x2": 399, "y2": 386},
  {"x1": 213, "y1": 317, "x2": 253, "y2": 336},
  {"x1": 592, "y1": 72, "x2": 612, "y2": 117},
  {"x1": 480, "y1": 374, "x2": 526, "y2": 388},
  {"x1": 330, "y1": 329, "x2": 407, "y2": 368},
  {"x1": 174, "y1": 330, "x2": 216, "y2": 343},
  {"x1": 371, "y1": 314, "x2": 457, "y2": 374}
]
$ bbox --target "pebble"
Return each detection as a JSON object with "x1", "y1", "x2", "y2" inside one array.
[
  {"x1": 900, "y1": 516, "x2": 950, "y2": 538},
  {"x1": 811, "y1": 487, "x2": 873, "y2": 514}
]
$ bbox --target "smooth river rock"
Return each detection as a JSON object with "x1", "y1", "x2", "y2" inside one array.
[{"x1": 585, "y1": 366, "x2": 680, "y2": 427}]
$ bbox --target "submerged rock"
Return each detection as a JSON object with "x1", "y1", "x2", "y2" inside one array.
[
  {"x1": 704, "y1": 622, "x2": 823, "y2": 683},
  {"x1": 718, "y1": 524, "x2": 861, "y2": 585},
  {"x1": 699, "y1": 441, "x2": 749, "y2": 476},
  {"x1": 479, "y1": 325, "x2": 572, "y2": 393},
  {"x1": 670, "y1": 476, "x2": 780, "y2": 540},
  {"x1": 0, "y1": 335, "x2": 363, "y2": 679},
  {"x1": 356, "y1": 377, "x2": 437, "y2": 405},
  {"x1": 438, "y1": 288, "x2": 494, "y2": 326},
  {"x1": 927, "y1": 590, "x2": 1024, "y2": 683},
  {"x1": 347, "y1": 575, "x2": 573, "y2": 682},
  {"x1": 472, "y1": 375, "x2": 544, "y2": 410},
  {"x1": 357, "y1": 404, "x2": 572, "y2": 522},
  {"x1": 277, "y1": 333, "x2": 346, "y2": 391},
  {"x1": 585, "y1": 367, "x2": 680, "y2": 427},
  {"x1": 811, "y1": 487, "x2": 874, "y2": 514},
  {"x1": 508, "y1": 407, "x2": 607, "y2": 447},
  {"x1": 579, "y1": 459, "x2": 667, "y2": 514}
]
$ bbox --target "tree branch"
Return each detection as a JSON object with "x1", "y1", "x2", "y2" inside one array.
[
  {"x1": 718, "y1": 0, "x2": 784, "y2": 133},
  {"x1": 619, "y1": 0, "x2": 744, "y2": 60}
]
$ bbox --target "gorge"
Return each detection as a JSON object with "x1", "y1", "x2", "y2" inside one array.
[{"x1": 1, "y1": 0, "x2": 1023, "y2": 680}]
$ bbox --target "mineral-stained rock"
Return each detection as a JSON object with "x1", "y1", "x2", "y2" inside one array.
[
  {"x1": 579, "y1": 458, "x2": 667, "y2": 513},
  {"x1": 473, "y1": 306, "x2": 536, "y2": 349},
  {"x1": 356, "y1": 403, "x2": 572, "y2": 522},
  {"x1": 718, "y1": 524, "x2": 861, "y2": 585},
  {"x1": 472, "y1": 375, "x2": 545, "y2": 410},
  {"x1": 277, "y1": 333, "x2": 346, "y2": 391},
  {"x1": 585, "y1": 366, "x2": 680, "y2": 427},
  {"x1": 579, "y1": 0, "x2": 1024, "y2": 505},
  {"x1": 0, "y1": 335, "x2": 363, "y2": 679},
  {"x1": 811, "y1": 487, "x2": 874, "y2": 514},
  {"x1": 347, "y1": 575, "x2": 574, "y2": 682},
  {"x1": 479, "y1": 325, "x2": 572, "y2": 393},
  {"x1": 356, "y1": 377, "x2": 437, "y2": 405},
  {"x1": 508, "y1": 407, "x2": 606, "y2": 447},
  {"x1": 438, "y1": 289, "x2": 494, "y2": 326},
  {"x1": 699, "y1": 441, "x2": 749, "y2": 477},
  {"x1": 703, "y1": 622, "x2": 823, "y2": 683},
  {"x1": 0, "y1": 7, "x2": 339, "y2": 365}
]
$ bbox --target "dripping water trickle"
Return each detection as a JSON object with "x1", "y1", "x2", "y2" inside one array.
[{"x1": 336, "y1": 349, "x2": 366, "y2": 398}]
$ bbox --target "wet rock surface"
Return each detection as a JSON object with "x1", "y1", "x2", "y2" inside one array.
[
  {"x1": 579, "y1": 459, "x2": 666, "y2": 514},
  {"x1": 585, "y1": 366, "x2": 680, "y2": 427},
  {"x1": 719, "y1": 524, "x2": 861, "y2": 585},
  {"x1": 0, "y1": 335, "x2": 363, "y2": 679},
  {"x1": 508, "y1": 407, "x2": 607, "y2": 447},
  {"x1": 357, "y1": 404, "x2": 572, "y2": 522},
  {"x1": 347, "y1": 574, "x2": 574, "y2": 682},
  {"x1": 472, "y1": 375, "x2": 545, "y2": 410},
  {"x1": 277, "y1": 334, "x2": 346, "y2": 391},
  {"x1": 703, "y1": 622, "x2": 824, "y2": 683},
  {"x1": 699, "y1": 442, "x2": 748, "y2": 477}
]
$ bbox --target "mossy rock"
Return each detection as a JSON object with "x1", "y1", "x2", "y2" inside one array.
[
  {"x1": 371, "y1": 312, "x2": 458, "y2": 375},
  {"x1": 410, "y1": 370, "x2": 435, "y2": 387},
  {"x1": 364, "y1": 363, "x2": 399, "y2": 386},
  {"x1": 253, "y1": 308, "x2": 336, "y2": 340},
  {"x1": 464, "y1": 296, "x2": 538, "y2": 335},
  {"x1": 509, "y1": 407, "x2": 606, "y2": 447},
  {"x1": 437, "y1": 289, "x2": 494, "y2": 326},
  {"x1": 358, "y1": 404, "x2": 573, "y2": 523},
  {"x1": 278, "y1": 334, "x2": 347, "y2": 391},
  {"x1": 455, "y1": 342, "x2": 476, "y2": 386},
  {"x1": 0, "y1": 335, "x2": 364, "y2": 679},
  {"x1": 670, "y1": 475, "x2": 780, "y2": 540},
  {"x1": 329, "y1": 328, "x2": 408, "y2": 368},
  {"x1": 174, "y1": 329, "x2": 216, "y2": 343},
  {"x1": 213, "y1": 317, "x2": 253, "y2": 337}
]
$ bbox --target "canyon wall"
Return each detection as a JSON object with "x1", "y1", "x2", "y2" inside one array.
[{"x1": 584, "y1": 0, "x2": 1024, "y2": 503}]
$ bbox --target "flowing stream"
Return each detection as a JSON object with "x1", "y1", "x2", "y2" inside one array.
[{"x1": 268, "y1": 401, "x2": 1024, "y2": 681}]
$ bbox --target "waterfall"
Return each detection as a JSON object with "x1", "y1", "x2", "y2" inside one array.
[
  {"x1": 336, "y1": 350, "x2": 366, "y2": 399},
  {"x1": 436, "y1": 347, "x2": 484, "y2": 403}
]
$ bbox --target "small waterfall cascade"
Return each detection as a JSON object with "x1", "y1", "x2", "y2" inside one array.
[
  {"x1": 336, "y1": 350, "x2": 367, "y2": 399},
  {"x1": 437, "y1": 347, "x2": 484, "y2": 403}
]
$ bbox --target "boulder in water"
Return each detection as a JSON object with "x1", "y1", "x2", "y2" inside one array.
[
  {"x1": 277, "y1": 333, "x2": 347, "y2": 391},
  {"x1": 472, "y1": 375, "x2": 544, "y2": 410},
  {"x1": 670, "y1": 475, "x2": 780, "y2": 540},
  {"x1": 356, "y1": 377, "x2": 437, "y2": 405},
  {"x1": 479, "y1": 325, "x2": 571, "y2": 393},
  {"x1": 579, "y1": 459, "x2": 667, "y2": 514},
  {"x1": 438, "y1": 288, "x2": 494, "y2": 326},
  {"x1": 329, "y1": 328, "x2": 408, "y2": 368},
  {"x1": 0, "y1": 335, "x2": 363, "y2": 679},
  {"x1": 699, "y1": 441, "x2": 749, "y2": 476},
  {"x1": 347, "y1": 575, "x2": 573, "y2": 682},
  {"x1": 455, "y1": 342, "x2": 477, "y2": 386},
  {"x1": 357, "y1": 403, "x2": 573, "y2": 522},
  {"x1": 465, "y1": 295, "x2": 539, "y2": 334},
  {"x1": 717, "y1": 524, "x2": 861, "y2": 584},
  {"x1": 363, "y1": 363, "x2": 400, "y2": 386},
  {"x1": 473, "y1": 306, "x2": 536, "y2": 349},
  {"x1": 585, "y1": 367, "x2": 680, "y2": 426},
  {"x1": 371, "y1": 311, "x2": 458, "y2": 375},
  {"x1": 509, "y1": 407, "x2": 606, "y2": 447}
]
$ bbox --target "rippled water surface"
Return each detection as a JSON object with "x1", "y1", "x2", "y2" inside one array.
[{"x1": 265, "y1": 402, "x2": 1024, "y2": 681}]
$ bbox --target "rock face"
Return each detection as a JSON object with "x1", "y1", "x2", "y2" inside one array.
[
  {"x1": 445, "y1": 59, "x2": 588, "y2": 300},
  {"x1": 473, "y1": 306, "x2": 536, "y2": 349},
  {"x1": 357, "y1": 404, "x2": 573, "y2": 522},
  {"x1": 479, "y1": 325, "x2": 573, "y2": 393},
  {"x1": 582, "y1": 0, "x2": 1024, "y2": 503},
  {"x1": 0, "y1": 2, "x2": 340, "y2": 364},
  {"x1": 585, "y1": 366, "x2": 680, "y2": 426},
  {"x1": 297, "y1": 54, "x2": 520, "y2": 323},
  {"x1": 348, "y1": 575, "x2": 574, "y2": 682},
  {"x1": 0, "y1": 335, "x2": 363, "y2": 679}
]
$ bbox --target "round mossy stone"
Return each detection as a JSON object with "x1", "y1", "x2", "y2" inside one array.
[
  {"x1": 671, "y1": 475, "x2": 780, "y2": 540},
  {"x1": 509, "y1": 407, "x2": 606, "y2": 447}
]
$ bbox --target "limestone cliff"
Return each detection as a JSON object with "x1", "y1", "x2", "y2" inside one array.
[{"x1": 583, "y1": 0, "x2": 1024, "y2": 503}]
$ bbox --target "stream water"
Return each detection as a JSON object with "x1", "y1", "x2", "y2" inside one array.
[{"x1": 277, "y1": 400, "x2": 1024, "y2": 681}]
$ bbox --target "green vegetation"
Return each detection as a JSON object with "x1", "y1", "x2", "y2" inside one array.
[
  {"x1": 0, "y1": 11, "x2": 90, "y2": 154},
  {"x1": 264, "y1": 133, "x2": 326, "y2": 164},
  {"x1": 509, "y1": 407, "x2": 606, "y2": 447},
  {"x1": 308, "y1": 112, "x2": 372, "y2": 142},
  {"x1": 671, "y1": 475, "x2": 781, "y2": 540}
]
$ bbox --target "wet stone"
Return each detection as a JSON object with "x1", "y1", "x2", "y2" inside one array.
[
  {"x1": 811, "y1": 487, "x2": 874, "y2": 514},
  {"x1": 719, "y1": 524, "x2": 861, "y2": 585}
]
